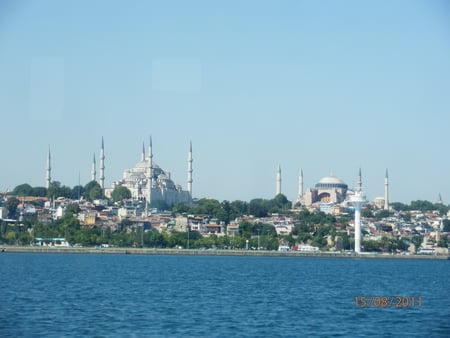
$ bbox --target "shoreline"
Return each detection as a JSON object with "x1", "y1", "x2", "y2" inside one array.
[{"x1": 1, "y1": 245, "x2": 449, "y2": 260}]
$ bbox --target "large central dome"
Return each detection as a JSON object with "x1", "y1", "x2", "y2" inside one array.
[
  {"x1": 315, "y1": 174, "x2": 348, "y2": 190},
  {"x1": 318, "y1": 175, "x2": 345, "y2": 185}
]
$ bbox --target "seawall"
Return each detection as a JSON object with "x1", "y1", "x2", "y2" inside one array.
[{"x1": 1, "y1": 245, "x2": 449, "y2": 260}]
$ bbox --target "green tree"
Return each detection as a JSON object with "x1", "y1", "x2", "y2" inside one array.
[
  {"x1": 4, "y1": 197, "x2": 20, "y2": 218},
  {"x1": 172, "y1": 203, "x2": 191, "y2": 214},
  {"x1": 47, "y1": 181, "x2": 72, "y2": 199},
  {"x1": 11, "y1": 184, "x2": 33, "y2": 196},
  {"x1": 442, "y1": 220, "x2": 450, "y2": 232},
  {"x1": 31, "y1": 187, "x2": 47, "y2": 197},
  {"x1": 410, "y1": 200, "x2": 436, "y2": 212},
  {"x1": 271, "y1": 194, "x2": 292, "y2": 212},
  {"x1": 411, "y1": 236, "x2": 424, "y2": 253},
  {"x1": 111, "y1": 186, "x2": 132, "y2": 203},
  {"x1": 84, "y1": 181, "x2": 103, "y2": 201},
  {"x1": 390, "y1": 202, "x2": 409, "y2": 211},
  {"x1": 71, "y1": 185, "x2": 85, "y2": 200},
  {"x1": 362, "y1": 207, "x2": 373, "y2": 218},
  {"x1": 249, "y1": 198, "x2": 269, "y2": 217},
  {"x1": 230, "y1": 200, "x2": 248, "y2": 217},
  {"x1": 375, "y1": 209, "x2": 390, "y2": 219}
]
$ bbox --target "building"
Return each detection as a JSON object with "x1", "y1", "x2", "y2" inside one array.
[
  {"x1": 303, "y1": 174, "x2": 348, "y2": 206},
  {"x1": 106, "y1": 138, "x2": 192, "y2": 207}
]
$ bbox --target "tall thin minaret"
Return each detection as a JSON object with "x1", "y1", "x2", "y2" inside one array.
[
  {"x1": 298, "y1": 169, "x2": 304, "y2": 199},
  {"x1": 147, "y1": 136, "x2": 153, "y2": 203},
  {"x1": 350, "y1": 168, "x2": 367, "y2": 254},
  {"x1": 141, "y1": 142, "x2": 146, "y2": 161},
  {"x1": 91, "y1": 153, "x2": 96, "y2": 182},
  {"x1": 276, "y1": 164, "x2": 282, "y2": 195},
  {"x1": 99, "y1": 137, "x2": 105, "y2": 190},
  {"x1": 46, "y1": 146, "x2": 51, "y2": 189},
  {"x1": 384, "y1": 169, "x2": 389, "y2": 210},
  {"x1": 187, "y1": 141, "x2": 193, "y2": 197}
]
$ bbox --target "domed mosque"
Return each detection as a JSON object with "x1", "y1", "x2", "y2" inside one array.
[
  {"x1": 302, "y1": 173, "x2": 348, "y2": 206},
  {"x1": 105, "y1": 138, "x2": 193, "y2": 206}
]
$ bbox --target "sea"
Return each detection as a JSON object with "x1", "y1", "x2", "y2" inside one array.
[{"x1": 0, "y1": 253, "x2": 449, "y2": 338}]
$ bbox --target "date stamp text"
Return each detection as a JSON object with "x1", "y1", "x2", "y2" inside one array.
[{"x1": 354, "y1": 296, "x2": 422, "y2": 308}]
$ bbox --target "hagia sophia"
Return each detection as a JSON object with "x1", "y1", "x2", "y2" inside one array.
[{"x1": 276, "y1": 165, "x2": 389, "y2": 210}]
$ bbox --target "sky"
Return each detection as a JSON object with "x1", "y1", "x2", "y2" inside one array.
[{"x1": 0, "y1": 0, "x2": 449, "y2": 204}]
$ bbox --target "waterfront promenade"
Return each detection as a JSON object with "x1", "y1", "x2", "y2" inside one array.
[{"x1": 1, "y1": 245, "x2": 448, "y2": 260}]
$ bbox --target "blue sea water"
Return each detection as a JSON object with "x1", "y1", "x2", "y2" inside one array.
[{"x1": 0, "y1": 253, "x2": 449, "y2": 337}]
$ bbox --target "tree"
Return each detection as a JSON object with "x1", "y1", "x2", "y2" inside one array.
[
  {"x1": 84, "y1": 181, "x2": 103, "y2": 201},
  {"x1": 4, "y1": 197, "x2": 20, "y2": 218},
  {"x1": 411, "y1": 236, "x2": 424, "y2": 253},
  {"x1": 410, "y1": 200, "x2": 436, "y2": 212},
  {"x1": 375, "y1": 209, "x2": 390, "y2": 219},
  {"x1": 71, "y1": 185, "x2": 85, "y2": 200},
  {"x1": 47, "y1": 181, "x2": 72, "y2": 199},
  {"x1": 362, "y1": 207, "x2": 373, "y2": 218},
  {"x1": 272, "y1": 194, "x2": 292, "y2": 211},
  {"x1": 111, "y1": 186, "x2": 131, "y2": 203},
  {"x1": 11, "y1": 184, "x2": 33, "y2": 196},
  {"x1": 442, "y1": 220, "x2": 450, "y2": 232},
  {"x1": 31, "y1": 187, "x2": 47, "y2": 197},
  {"x1": 249, "y1": 198, "x2": 269, "y2": 217},
  {"x1": 390, "y1": 202, "x2": 409, "y2": 211},
  {"x1": 172, "y1": 203, "x2": 191, "y2": 214}
]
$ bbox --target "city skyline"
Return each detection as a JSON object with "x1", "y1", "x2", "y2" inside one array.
[{"x1": 0, "y1": 1, "x2": 449, "y2": 204}]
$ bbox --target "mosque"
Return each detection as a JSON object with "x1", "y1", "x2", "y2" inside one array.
[
  {"x1": 45, "y1": 137, "x2": 193, "y2": 206},
  {"x1": 106, "y1": 138, "x2": 193, "y2": 206},
  {"x1": 276, "y1": 166, "x2": 389, "y2": 209}
]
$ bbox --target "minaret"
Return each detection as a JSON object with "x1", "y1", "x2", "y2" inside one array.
[
  {"x1": 384, "y1": 169, "x2": 389, "y2": 210},
  {"x1": 276, "y1": 164, "x2": 282, "y2": 195},
  {"x1": 99, "y1": 137, "x2": 105, "y2": 190},
  {"x1": 141, "y1": 142, "x2": 146, "y2": 161},
  {"x1": 91, "y1": 153, "x2": 96, "y2": 182},
  {"x1": 46, "y1": 146, "x2": 51, "y2": 189},
  {"x1": 187, "y1": 141, "x2": 193, "y2": 197},
  {"x1": 147, "y1": 136, "x2": 153, "y2": 203},
  {"x1": 350, "y1": 168, "x2": 367, "y2": 254},
  {"x1": 298, "y1": 169, "x2": 304, "y2": 199}
]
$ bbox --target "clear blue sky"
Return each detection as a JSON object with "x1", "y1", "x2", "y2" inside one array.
[{"x1": 1, "y1": 0, "x2": 449, "y2": 204}]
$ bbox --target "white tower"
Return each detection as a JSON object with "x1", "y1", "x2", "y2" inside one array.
[
  {"x1": 99, "y1": 137, "x2": 105, "y2": 190},
  {"x1": 384, "y1": 169, "x2": 389, "y2": 210},
  {"x1": 141, "y1": 142, "x2": 145, "y2": 161},
  {"x1": 147, "y1": 136, "x2": 153, "y2": 204},
  {"x1": 46, "y1": 146, "x2": 51, "y2": 189},
  {"x1": 350, "y1": 168, "x2": 367, "y2": 254},
  {"x1": 276, "y1": 164, "x2": 282, "y2": 195},
  {"x1": 91, "y1": 153, "x2": 96, "y2": 182},
  {"x1": 187, "y1": 141, "x2": 193, "y2": 197},
  {"x1": 298, "y1": 169, "x2": 304, "y2": 200}
]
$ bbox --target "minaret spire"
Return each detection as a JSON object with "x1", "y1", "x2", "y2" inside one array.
[
  {"x1": 384, "y1": 169, "x2": 389, "y2": 210},
  {"x1": 141, "y1": 142, "x2": 145, "y2": 161},
  {"x1": 99, "y1": 137, "x2": 105, "y2": 190},
  {"x1": 298, "y1": 169, "x2": 304, "y2": 200},
  {"x1": 46, "y1": 145, "x2": 52, "y2": 189},
  {"x1": 147, "y1": 135, "x2": 153, "y2": 205},
  {"x1": 187, "y1": 141, "x2": 193, "y2": 197},
  {"x1": 276, "y1": 164, "x2": 282, "y2": 195},
  {"x1": 91, "y1": 153, "x2": 97, "y2": 182}
]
